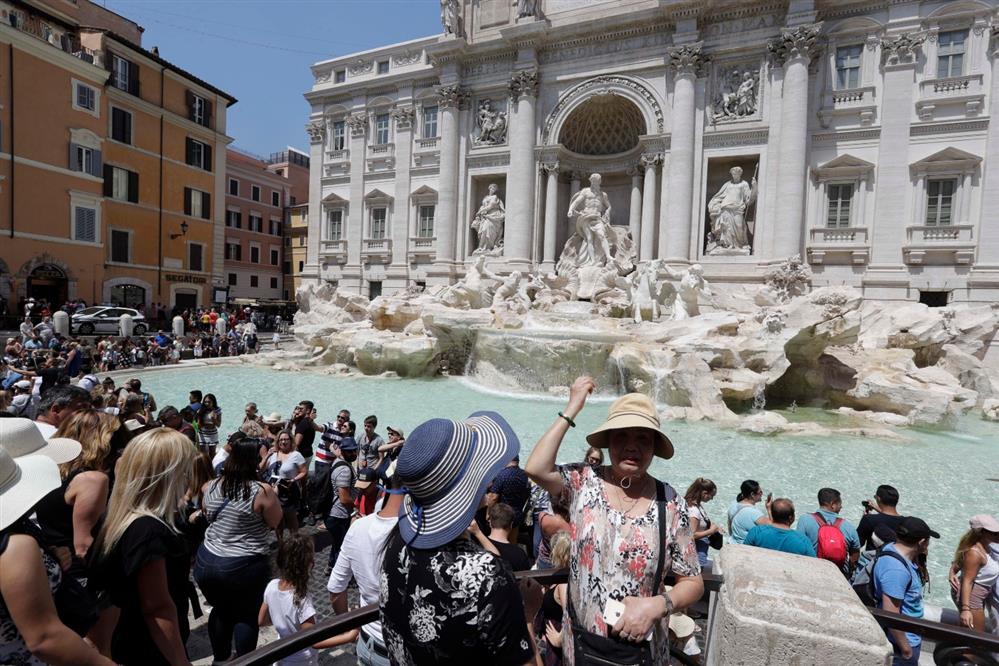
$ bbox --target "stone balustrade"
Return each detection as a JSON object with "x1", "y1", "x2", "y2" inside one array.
[
  {"x1": 319, "y1": 239, "x2": 348, "y2": 263},
  {"x1": 361, "y1": 237, "x2": 393, "y2": 263},
  {"x1": 916, "y1": 73, "x2": 985, "y2": 119},
  {"x1": 407, "y1": 236, "x2": 436, "y2": 262},
  {"x1": 807, "y1": 226, "x2": 870, "y2": 264},
  {"x1": 904, "y1": 224, "x2": 975, "y2": 264}
]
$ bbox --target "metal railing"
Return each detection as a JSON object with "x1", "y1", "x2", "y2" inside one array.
[
  {"x1": 230, "y1": 570, "x2": 720, "y2": 666},
  {"x1": 229, "y1": 566, "x2": 999, "y2": 666}
]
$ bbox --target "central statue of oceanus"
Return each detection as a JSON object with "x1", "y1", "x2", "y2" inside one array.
[{"x1": 567, "y1": 173, "x2": 613, "y2": 267}]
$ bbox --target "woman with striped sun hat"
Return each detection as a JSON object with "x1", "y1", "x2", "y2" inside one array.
[{"x1": 378, "y1": 410, "x2": 542, "y2": 664}]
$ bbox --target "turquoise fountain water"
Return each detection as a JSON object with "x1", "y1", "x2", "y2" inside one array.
[{"x1": 132, "y1": 364, "x2": 999, "y2": 605}]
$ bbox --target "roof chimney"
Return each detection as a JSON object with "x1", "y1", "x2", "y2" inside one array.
[{"x1": 151, "y1": 46, "x2": 159, "y2": 56}]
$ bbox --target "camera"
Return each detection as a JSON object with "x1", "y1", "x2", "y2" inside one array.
[{"x1": 861, "y1": 500, "x2": 872, "y2": 512}]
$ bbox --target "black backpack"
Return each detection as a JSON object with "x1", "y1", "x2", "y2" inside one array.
[
  {"x1": 852, "y1": 546, "x2": 914, "y2": 606},
  {"x1": 305, "y1": 460, "x2": 351, "y2": 516}
]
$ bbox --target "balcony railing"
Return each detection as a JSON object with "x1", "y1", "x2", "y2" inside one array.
[
  {"x1": 361, "y1": 237, "x2": 392, "y2": 263},
  {"x1": 416, "y1": 137, "x2": 440, "y2": 149},
  {"x1": 326, "y1": 149, "x2": 349, "y2": 161},
  {"x1": 907, "y1": 224, "x2": 973, "y2": 243},
  {"x1": 367, "y1": 143, "x2": 394, "y2": 156},
  {"x1": 408, "y1": 236, "x2": 436, "y2": 261},
  {"x1": 903, "y1": 224, "x2": 975, "y2": 264},
  {"x1": 806, "y1": 226, "x2": 870, "y2": 264},
  {"x1": 319, "y1": 239, "x2": 348, "y2": 263},
  {"x1": 818, "y1": 86, "x2": 876, "y2": 127},
  {"x1": 916, "y1": 73, "x2": 984, "y2": 119}
]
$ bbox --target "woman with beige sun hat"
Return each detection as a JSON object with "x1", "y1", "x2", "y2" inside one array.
[{"x1": 526, "y1": 377, "x2": 703, "y2": 665}]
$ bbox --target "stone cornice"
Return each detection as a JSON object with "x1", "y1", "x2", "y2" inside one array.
[{"x1": 767, "y1": 23, "x2": 823, "y2": 66}]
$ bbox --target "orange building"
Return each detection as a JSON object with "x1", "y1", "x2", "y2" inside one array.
[{"x1": 0, "y1": 0, "x2": 235, "y2": 316}]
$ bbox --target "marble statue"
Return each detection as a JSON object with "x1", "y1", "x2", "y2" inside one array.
[
  {"x1": 525, "y1": 272, "x2": 572, "y2": 310},
  {"x1": 761, "y1": 254, "x2": 811, "y2": 304},
  {"x1": 491, "y1": 271, "x2": 527, "y2": 311},
  {"x1": 440, "y1": 0, "x2": 462, "y2": 37},
  {"x1": 567, "y1": 173, "x2": 613, "y2": 267},
  {"x1": 436, "y1": 254, "x2": 500, "y2": 309},
  {"x1": 707, "y1": 166, "x2": 757, "y2": 255},
  {"x1": 471, "y1": 184, "x2": 506, "y2": 255},
  {"x1": 591, "y1": 258, "x2": 633, "y2": 316},
  {"x1": 663, "y1": 264, "x2": 711, "y2": 320},
  {"x1": 631, "y1": 259, "x2": 663, "y2": 323},
  {"x1": 517, "y1": 0, "x2": 540, "y2": 18},
  {"x1": 474, "y1": 99, "x2": 507, "y2": 145}
]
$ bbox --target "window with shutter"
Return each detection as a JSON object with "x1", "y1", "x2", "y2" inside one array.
[
  {"x1": 71, "y1": 144, "x2": 93, "y2": 173},
  {"x1": 270, "y1": 249, "x2": 279, "y2": 265},
  {"x1": 228, "y1": 273, "x2": 237, "y2": 286},
  {"x1": 250, "y1": 246, "x2": 260, "y2": 264},
  {"x1": 74, "y1": 206, "x2": 96, "y2": 242},
  {"x1": 229, "y1": 178, "x2": 239, "y2": 196},
  {"x1": 418, "y1": 205, "x2": 435, "y2": 237},
  {"x1": 250, "y1": 275, "x2": 258, "y2": 287},
  {"x1": 201, "y1": 191, "x2": 211, "y2": 219},
  {"x1": 128, "y1": 170, "x2": 139, "y2": 203},
  {"x1": 111, "y1": 229, "x2": 130, "y2": 262},
  {"x1": 270, "y1": 277, "x2": 278, "y2": 289},
  {"x1": 271, "y1": 191, "x2": 280, "y2": 207},
  {"x1": 111, "y1": 107, "x2": 132, "y2": 144},
  {"x1": 184, "y1": 187, "x2": 192, "y2": 216},
  {"x1": 251, "y1": 185, "x2": 260, "y2": 202},
  {"x1": 189, "y1": 244, "x2": 203, "y2": 271},
  {"x1": 111, "y1": 167, "x2": 129, "y2": 201}
]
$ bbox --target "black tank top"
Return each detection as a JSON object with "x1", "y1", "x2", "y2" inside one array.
[{"x1": 34, "y1": 468, "x2": 92, "y2": 548}]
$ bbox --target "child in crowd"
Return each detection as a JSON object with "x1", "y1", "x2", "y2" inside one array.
[{"x1": 258, "y1": 533, "x2": 357, "y2": 665}]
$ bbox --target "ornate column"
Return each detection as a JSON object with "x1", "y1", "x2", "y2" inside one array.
[
  {"x1": 391, "y1": 104, "x2": 415, "y2": 269},
  {"x1": 662, "y1": 43, "x2": 707, "y2": 261},
  {"x1": 433, "y1": 84, "x2": 466, "y2": 267},
  {"x1": 541, "y1": 161, "x2": 560, "y2": 269},
  {"x1": 869, "y1": 33, "x2": 922, "y2": 267},
  {"x1": 304, "y1": 119, "x2": 325, "y2": 282},
  {"x1": 974, "y1": 28, "x2": 999, "y2": 273},
  {"x1": 628, "y1": 168, "x2": 642, "y2": 253},
  {"x1": 768, "y1": 25, "x2": 821, "y2": 260},
  {"x1": 506, "y1": 69, "x2": 540, "y2": 266},
  {"x1": 640, "y1": 153, "x2": 661, "y2": 262}
]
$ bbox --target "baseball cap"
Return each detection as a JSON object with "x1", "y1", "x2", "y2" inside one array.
[
  {"x1": 77, "y1": 374, "x2": 99, "y2": 392},
  {"x1": 970, "y1": 514, "x2": 999, "y2": 533},
  {"x1": 355, "y1": 468, "x2": 378, "y2": 490},
  {"x1": 895, "y1": 516, "x2": 940, "y2": 540},
  {"x1": 386, "y1": 425, "x2": 404, "y2": 437},
  {"x1": 338, "y1": 436, "x2": 358, "y2": 452}
]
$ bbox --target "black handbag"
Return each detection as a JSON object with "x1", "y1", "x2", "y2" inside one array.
[
  {"x1": 705, "y1": 516, "x2": 724, "y2": 551},
  {"x1": 569, "y1": 481, "x2": 675, "y2": 666}
]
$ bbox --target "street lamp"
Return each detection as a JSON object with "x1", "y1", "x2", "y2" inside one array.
[{"x1": 169, "y1": 220, "x2": 189, "y2": 239}]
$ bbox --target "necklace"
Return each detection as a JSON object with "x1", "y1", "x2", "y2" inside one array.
[{"x1": 613, "y1": 474, "x2": 648, "y2": 517}]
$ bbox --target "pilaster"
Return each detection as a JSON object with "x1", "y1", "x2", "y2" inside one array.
[
  {"x1": 506, "y1": 68, "x2": 540, "y2": 268},
  {"x1": 871, "y1": 32, "x2": 923, "y2": 268},
  {"x1": 391, "y1": 102, "x2": 415, "y2": 269},
  {"x1": 304, "y1": 119, "x2": 324, "y2": 282},
  {"x1": 432, "y1": 83, "x2": 467, "y2": 271},
  {"x1": 972, "y1": 27, "x2": 999, "y2": 273},
  {"x1": 768, "y1": 23, "x2": 822, "y2": 260},
  {"x1": 346, "y1": 111, "x2": 368, "y2": 283}
]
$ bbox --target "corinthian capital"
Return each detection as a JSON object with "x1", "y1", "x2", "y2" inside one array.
[
  {"x1": 306, "y1": 120, "x2": 325, "y2": 144},
  {"x1": 346, "y1": 112, "x2": 368, "y2": 138},
  {"x1": 667, "y1": 43, "x2": 708, "y2": 78},
  {"x1": 391, "y1": 105, "x2": 416, "y2": 130},
  {"x1": 509, "y1": 69, "x2": 539, "y2": 101},
  {"x1": 436, "y1": 83, "x2": 469, "y2": 109},
  {"x1": 767, "y1": 24, "x2": 823, "y2": 66},
  {"x1": 540, "y1": 160, "x2": 560, "y2": 175},
  {"x1": 880, "y1": 32, "x2": 924, "y2": 67}
]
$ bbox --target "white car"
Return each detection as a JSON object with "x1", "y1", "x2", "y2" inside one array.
[{"x1": 71, "y1": 306, "x2": 147, "y2": 335}]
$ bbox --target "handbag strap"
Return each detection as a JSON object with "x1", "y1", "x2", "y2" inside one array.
[{"x1": 651, "y1": 480, "x2": 671, "y2": 596}]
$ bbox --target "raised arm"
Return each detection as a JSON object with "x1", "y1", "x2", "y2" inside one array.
[{"x1": 525, "y1": 376, "x2": 595, "y2": 500}]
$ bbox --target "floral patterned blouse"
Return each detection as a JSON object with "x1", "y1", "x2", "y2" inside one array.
[
  {"x1": 0, "y1": 535, "x2": 62, "y2": 666},
  {"x1": 379, "y1": 536, "x2": 534, "y2": 665},
  {"x1": 559, "y1": 463, "x2": 701, "y2": 665}
]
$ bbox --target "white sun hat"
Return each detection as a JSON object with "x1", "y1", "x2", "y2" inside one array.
[
  {"x1": 0, "y1": 448, "x2": 61, "y2": 531},
  {"x1": 0, "y1": 417, "x2": 81, "y2": 464}
]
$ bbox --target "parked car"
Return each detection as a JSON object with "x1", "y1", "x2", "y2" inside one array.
[{"x1": 71, "y1": 306, "x2": 147, "y2": 335}]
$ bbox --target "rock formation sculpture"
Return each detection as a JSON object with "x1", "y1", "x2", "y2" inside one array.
[
  {"x1": 761, "y1": 254, "x2": 811, "y2": 304},
  {"x1": 435, "y1": 255, "x2": 500, "y2": 309}
]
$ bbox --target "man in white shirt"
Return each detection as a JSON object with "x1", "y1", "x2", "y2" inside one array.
[{"x1": 326, "y1": 467, "x2": 403, "y2": 666}]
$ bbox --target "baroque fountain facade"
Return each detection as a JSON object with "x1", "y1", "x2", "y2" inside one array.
[{"x1": 292, "y1": 0, "x2": 999, "y2": 436}]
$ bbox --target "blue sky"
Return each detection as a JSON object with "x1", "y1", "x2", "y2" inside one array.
[{"x1": 103, "y1": 0, "x2": 441, "y2": 156}]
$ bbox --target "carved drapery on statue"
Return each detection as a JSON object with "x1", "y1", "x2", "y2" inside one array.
[
  {"x1": 470, "y1": 184, "x2": 506, "y2": 255},
  {"x1": 440, "y1": 0, "x2": 464, "y2": 37},
  {"x1": 706, "y1": 166, "x2": 757, "y2": 256}
]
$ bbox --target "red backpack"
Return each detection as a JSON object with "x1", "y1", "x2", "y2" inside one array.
[{"x1": 812, "y1": 513, "x2": 848, "y2": 568}]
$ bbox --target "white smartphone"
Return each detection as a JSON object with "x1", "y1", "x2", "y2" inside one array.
[{"x1": 603, "y1": 598, "x2": 625, "y2": 626}]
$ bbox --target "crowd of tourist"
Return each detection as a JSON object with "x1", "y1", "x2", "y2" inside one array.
[{"x1": 0, "y1": 366, "x2": 996, "y2": 666}]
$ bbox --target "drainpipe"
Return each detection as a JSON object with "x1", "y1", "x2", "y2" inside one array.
[
  {"x1": 9, "y1": 42, "x2": 14, "y2": 240},
  {"x1": 157, "y1": 64, "x2": 164, "y2": 304}
]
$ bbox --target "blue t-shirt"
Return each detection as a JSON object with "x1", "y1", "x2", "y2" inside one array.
[
  {"x1": 795, "y1": 509, "x2": 862, "y2": 553},
  {"x1": 872, "y1": 544, "x2": 923, "y2": 648},
  {"x1": 727, "y1": 501, "x2": 764, "y2": 545},
  {"x1": 744, "y1": 524, "x2": 816, "y2": 557}
]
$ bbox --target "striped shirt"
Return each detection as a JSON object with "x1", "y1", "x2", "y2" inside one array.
[{"x1": 202, "y1": 479, "x2": 271, "y2": 557}]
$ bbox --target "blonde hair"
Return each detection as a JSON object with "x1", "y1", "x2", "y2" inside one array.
[
  {"x1": 53, "y1": 409, "x2": 116, "y2": 478},
  {"x1": 953, "y1": 528, "x2": 988, "y2": 569},
  {"x1": 550, "y1": 530, "x2": 572, "y2": 569},
  {"x1": 94, "y1": 428, "x2": 195, "y2": 561},
  {"x1": 0, "y1": 390, "x2": 10, "y2": 411}
]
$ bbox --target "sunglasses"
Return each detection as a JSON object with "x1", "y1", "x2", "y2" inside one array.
[{"x1": 585, "y1": 456, "x2": 601, "y2": 464}]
